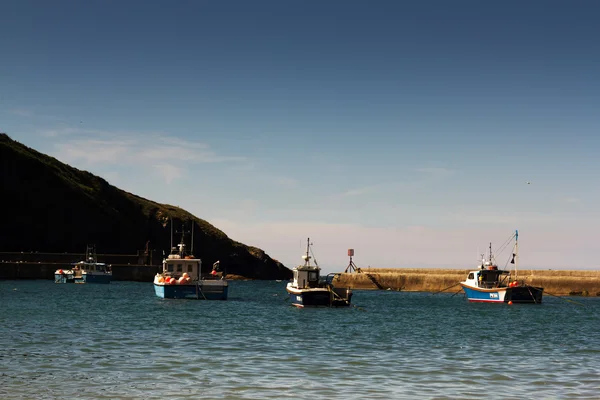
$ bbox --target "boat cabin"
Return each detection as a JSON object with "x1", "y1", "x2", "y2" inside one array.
[
  {"x1": 292, "y1": 253, "x2": 321, "y2": 289},
  {"x1": 292, "y1": 265, "x2": 321, "y2": 289},
  {"x1": 465, "y1": 263, "x2": 511, "y2": 289},
  {"x1": 76, "y1": 261, "x2": 111, "y2": 273},
  {"x1": 162, "y1": 243, "x2": 202, "y2": 281}
]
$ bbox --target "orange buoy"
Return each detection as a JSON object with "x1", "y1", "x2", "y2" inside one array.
[{"x1": 508, "y1": 301, "x2": 513, "y2": 305}]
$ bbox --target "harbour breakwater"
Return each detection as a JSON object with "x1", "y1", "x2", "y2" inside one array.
[
  {"x1": 0, "y1": 262, "x2": 160, "y2": 281},
  {"x1": 2, "y1": 258, "x2": 599, "y2": 296},
  {"x1": 0, "y1": 250, "x2": 159, "y2": 281},
  {"x1": 334, "y1": 268, "x2": 600, "y2": 296}
]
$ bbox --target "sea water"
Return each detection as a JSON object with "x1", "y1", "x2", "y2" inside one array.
[{"x1": 1, "y1": 280, "x2": 599, "y2": 399}]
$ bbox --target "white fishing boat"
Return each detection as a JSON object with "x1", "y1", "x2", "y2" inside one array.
[
  {"x1": 460, "y1": 230, "x2": 543, "y2": 304},
  {"x1": 54, "y1": 245, "x2": 112, "y2": 284},
  {"x1": 286, "y1": 238, "x2": 352, "y2": 308}
]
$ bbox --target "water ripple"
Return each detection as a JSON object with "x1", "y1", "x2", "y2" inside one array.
[{"x1": 1, "y1": 280, "x2": 600, "y2": 399}]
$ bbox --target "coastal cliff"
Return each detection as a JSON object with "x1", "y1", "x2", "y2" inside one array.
[{"x1": 0, "y1": 133, "x2": 291, "y2": 280}]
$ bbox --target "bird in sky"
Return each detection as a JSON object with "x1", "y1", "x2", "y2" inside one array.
[{"x1": 526, "y1": 181, "x2": 531, "y2": 184}]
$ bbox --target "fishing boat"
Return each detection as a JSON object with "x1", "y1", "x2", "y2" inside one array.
[
  {"x1": 153, "y1": 223, "x2": 228, "y2": 300},
  {"x1": 460, "y1": 230, "x2": 543, "y2": 304},
  {"x1": 54, "y1": 245, "x2": 112, "y2": 284},
  {"x1": 286, "y1": 238, "x2": 352, "y2": 308}
]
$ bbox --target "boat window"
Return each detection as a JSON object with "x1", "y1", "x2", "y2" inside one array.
[
  {"x1": 167, "y1": 264, "x2": 174, "y2": 272},
  {"x1": 309, "y1": 272, "x2": 318, "y2": 281},
  {"x1": 177, "y1": 264, "x2": 183, "y2": 272},
  {"x1": 188, "y1": 265, "x2": 193, "y2": 272},
  {"x1": 468, "y1": 273, "x2": 474, "y2": 279}
]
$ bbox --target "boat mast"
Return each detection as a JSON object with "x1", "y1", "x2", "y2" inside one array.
[
  {"x1": 514, "y1": 230, "x2": 519, "y2": 280},
  {"x1": 304, "y1": 238, "x2": 311, "y2": 266},
  {"x1": 170, "y1": 218, "x2": 173, "y2": 250},
  {"x1": 178, "y1": 223, "x2": 186, "y2": 257},
  {"x1": 191, "y1": 221, "x2": 194, "y2": 255}
]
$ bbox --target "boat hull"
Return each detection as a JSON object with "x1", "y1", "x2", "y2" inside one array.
[
  {"x1": 460, "y1": 283, "x2": 543, "y2": 304},
  {"x1": 286, "y1": 286, "x2": 352, "y2": 308},
  {"x1": 55, "y1": 273, "x2": 75, "y2": 284},
  {"x1": 81, "y1": 273, "x2": 112, "y2": 284},
  {"x1": 154, "y1": 282, "x2": 228, "y2": 300},
  {"x1": 54, "y1": 273, "x2": 111, "y2": 284}
]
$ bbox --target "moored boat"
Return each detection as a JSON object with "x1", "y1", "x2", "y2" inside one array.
[
  {"x1": 460, "y1": 230, "x2": 543, "y2": 304},
  {"x1": 153, "y1": 224, "x2": 228, "y2": 300},
  {"x1": 54, "y1": 245, "x2": 112, "y2": 284},
  {"x1": 286, "y1": 238, "x2": 352, "y2": 308}
]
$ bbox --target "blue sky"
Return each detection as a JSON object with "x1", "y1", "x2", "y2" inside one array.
[{"x1": 2, "y1": 0, "x2": 599, "y2": 272}]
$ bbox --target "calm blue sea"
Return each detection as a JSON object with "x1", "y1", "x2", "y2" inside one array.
[{"x1": 1, "y1": 280, "x2": 599, "y2": 399}]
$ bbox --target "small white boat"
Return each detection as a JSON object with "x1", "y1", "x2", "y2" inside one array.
[
  {"x1": 54, "y1": 245, "x2": 112, "y2": 284},
  {"x1": 286, "y1": 238, "x2": 352, "y2": 308}
]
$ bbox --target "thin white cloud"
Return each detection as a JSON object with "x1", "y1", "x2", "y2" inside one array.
[
  {"x1": 328, "y1": 181, "x2": 411, "y2": 200},
  {"x1": 446, "y1": 212, "x2": 559, "y2": 225},
  {"x1": 8, "y1": 108, "x2": 35, "y2": 117},
  {"x1": 55, "y1": 138, "x2": 133, "y2": 163},
  {"x1": 413, "y1": 167, "x2": 454, "y2": 178},
  {"x1": 49, "y1": 130, "x2": 246, "y2": 184},
  {"x1": 40, "y1": 128, "x2": 94, "y2": 138},
  {"x1": 153, "y1": 163, "x2": 185, "y2": 184},
  {"x1": 339, "y1": 187, "x2": 372, "y2": 197},
  {"x1": 271, "y1": 177, "x2": 299, "y2": 188},
  {"x1": 9, "y1": 107, "x2": 70, "y2": 124},
  {"x1": 328, "y1": 167, "x2": 453, "y2": 200}
]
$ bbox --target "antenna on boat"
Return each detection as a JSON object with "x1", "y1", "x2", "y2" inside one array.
[
  {"x1": 174, "y1": 222, "x2": 191, "y2": 257},
  {"x1": 170, "y1": 218, "x2": 173, "y2": 250}
]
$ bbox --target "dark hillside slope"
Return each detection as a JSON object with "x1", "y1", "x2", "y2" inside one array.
[{"x1": 0, "y1": 133, "x2": 291, "y2": 280}]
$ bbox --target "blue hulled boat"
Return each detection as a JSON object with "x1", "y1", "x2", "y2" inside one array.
[
  {"x1": 286, "y1": 238, "x2": 352, "y2": 308},
  {"x1": 153, "y1": 225, "x2": 228, "y2": 300},
  {"x1": 54, "y1": 245, "x2": 112, "y2": 284},
  {"x1": 460, "y1": 231, "x2": 543, "y2": 304}
]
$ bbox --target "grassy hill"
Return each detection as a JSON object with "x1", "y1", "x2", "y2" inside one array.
[{"x1": 0, "y1": 133, "x2": 291, "y2": 280}]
